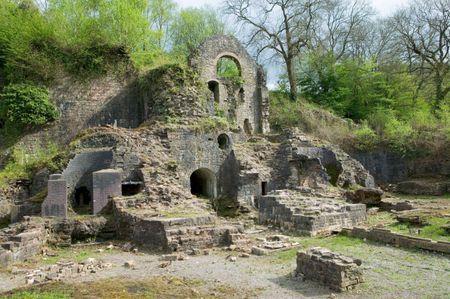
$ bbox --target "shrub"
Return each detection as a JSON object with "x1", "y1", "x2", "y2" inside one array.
[
  {"x1": 383, "y1": 117, "x2": 415, "y2": 154},
  {"x1": 0, "y1": 83, "x2": 58, "y2": 129},
  {"x1": 353, "y1": 124, "x2": 379, "y2": 151}
]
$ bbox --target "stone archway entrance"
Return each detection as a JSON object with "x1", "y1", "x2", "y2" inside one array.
[{"x1": 190, "y1": 168, "x2": 216, "y2": 199}]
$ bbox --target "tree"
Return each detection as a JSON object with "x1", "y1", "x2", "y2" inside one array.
[
  {"x1": 313, "y1": 0, "x2": 373, "y2": 61},
  {"x1": 147, "y1": 0, "x2": 176, "y2": 50},
  {"x1": 393, "y1": 0, "x2": 450, "y2": 111},
  {"x1": 225, "y1": 0, "x2": 322, "y2": 100},
  {"x1": 46, "y1": 0, "x2": 151, "y2": 50},
  {"x1": 170, "y1": 7, "x2": 224, "y2": 59}
]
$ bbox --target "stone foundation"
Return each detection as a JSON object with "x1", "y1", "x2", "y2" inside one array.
[
  {"x1": 113, "y1": 200, "x2": 242, "y2": 251},
  {"x1": 259, "y1": 190, "x2": 366, "y2": 236},
  {"x1": 296, "y1": 247, "x2": 363, "y2": 292}
]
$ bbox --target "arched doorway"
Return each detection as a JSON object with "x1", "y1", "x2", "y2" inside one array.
[
  {"x1": 190, "y1": 168, "x2": 216, "y2": 199},
  {"x1": 208, "y1": 80, "x2": 220, "y2": 103}
]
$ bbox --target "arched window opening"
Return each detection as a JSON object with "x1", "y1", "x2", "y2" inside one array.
[{"x1": 217, "y1": 56, "x2": 241, "y2": 78}]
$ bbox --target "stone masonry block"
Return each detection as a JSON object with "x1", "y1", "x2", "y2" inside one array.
[
  {"x1": 93, "y1": 169, "x2": 122, "y2": 215},
  {"x1": 42, "y1": 175, "x2": 67, "y2": 218}
]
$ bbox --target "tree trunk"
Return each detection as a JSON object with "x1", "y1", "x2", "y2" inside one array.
[{"x1": 286, "y1": 58, "x2": 298, "y2": 101}]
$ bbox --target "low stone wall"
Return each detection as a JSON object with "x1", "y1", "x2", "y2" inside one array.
[
  {"x1": 341, "y1": 227, "x2": 450, "y2": 254},
  {"x1": 0, "y1": 226, "x2": 46, "y2": 267},
  {"x1": 296, "y1": 247, "x2": 363, "y2": 292}
]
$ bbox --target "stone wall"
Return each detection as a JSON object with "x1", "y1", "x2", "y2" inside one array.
[
  {"x1": 169, "y1": 129, "x2": 242, "y2": 204},
  {"x1": 0, "y1": 225, "x2": 46, "y2": 267},
  {"x1": 341, "y1": 227, "x2": 450, "y2": 254},
  {"x1": 14, "y1": 77, "x2": 142, "y2": 152},
  {"x1": 296, "y1": 247, "x2": 363, "y2": 292},
  {"x1": 41, "y1": 174, "x2": 67, "y2": 218},
  {"x1": 112, "y1": 199, "x2": 237, "y2": 251},
  {"x1": 352, "y1": 151, "x2": 450, "y2": 184}
]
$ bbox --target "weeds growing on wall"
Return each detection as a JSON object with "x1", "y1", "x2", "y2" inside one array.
[{"x1": 0, "y1": 144, "x2": 68, "y2": 189}]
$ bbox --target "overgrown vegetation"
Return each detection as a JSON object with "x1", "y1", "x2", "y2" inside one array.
[
  {"x1": 0, "y1": 0, "x2": 225, "y2": 86},
  {"x1": 0, "y1": 144, "x2": 67, "y2": 189},
  {"x1": 388, "y1": 217, "x2": 450, "y2": 242},
  {"x1": 0, "y1": 84, "x2": 58, "y2": 128}
]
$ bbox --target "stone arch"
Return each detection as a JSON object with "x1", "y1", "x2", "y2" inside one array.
[
  {"x1": 216, "y1": 55, "x2": 242, "y2": 78},
  {"x1": 190, "y1": 168, "x2": 217, "y2": 199}
]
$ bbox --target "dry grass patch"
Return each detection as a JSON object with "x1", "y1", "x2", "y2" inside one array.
[{"x1": 0, "y1": 276, "x2": 254, "y2": 299}]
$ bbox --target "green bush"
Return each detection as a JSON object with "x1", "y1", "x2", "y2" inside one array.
[
  {"x1": 353, "y1": 124, "x2": 379, "y2": 151},
  {"x1": 0, "y1": 83, "x2": 58, "y2": 129},
  {"x1": 384, "y1": 117, "x2": 415, "y2": 154}
]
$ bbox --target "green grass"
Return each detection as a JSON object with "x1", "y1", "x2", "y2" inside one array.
[
  {"x1": 367, "y1": 211, "x2": 397, "y2": 226},
  {"x1": 271, "y1": 235, "x2": 364, "y2": 263},
  {"x1": 14, "y1": 245, "x2": 118, "y2": 268},
  {"x1": 388, "y1": 217, "x2": 450, "y2": 242},
  {"x1": 1, "y1": 289, "x2": 72, "y2": 299},
  {"x1": 393, "y1": 193, "x2": 450, "y2": 201}
]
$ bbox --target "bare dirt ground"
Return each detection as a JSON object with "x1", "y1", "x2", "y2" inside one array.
[{"x1": 1, "y1": 234, "x2": 449, "y2": 299}]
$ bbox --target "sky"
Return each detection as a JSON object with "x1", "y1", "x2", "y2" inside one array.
[{"x1": 174, "y1": 0, "x2": 411, "y2": 16}]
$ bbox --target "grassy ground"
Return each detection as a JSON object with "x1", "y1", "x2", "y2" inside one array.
[
  {"x1": 269, "y1": 235, "x2": 450, "y2": 298},
  {"x1": 388, "y1": 217, "x2": 450, "y2": 242},
  {"x1": 393, "y1": 193, "x2": 450, "y2": 201},
  {"x1": 367, "y1": 211, "x2": 450, "y2": 242},
  {"x1": 0, "y1": 276, "x2": 253, "y2": 299}
]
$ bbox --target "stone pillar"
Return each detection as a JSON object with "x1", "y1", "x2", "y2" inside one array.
[
  {"x1": 92, "y1": 169, "x2": 122, "y2": 215},
  {"x1": 42, "y1": 174, "x2": 67, "y2": 218}
]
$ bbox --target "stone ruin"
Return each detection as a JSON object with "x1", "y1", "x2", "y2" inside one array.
[
  {"x1": 296, "y1": 247, "x2": 364, "y2": 292},
  {"x1": 0, "y1": 35, "x2": 378, "y2": 265},
  {"x1": 189, "y1": 35, "x2": 270, "y2": 134},
  {"x1": 259, "y1": 189, "x2": 366, "y2": 236}
]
